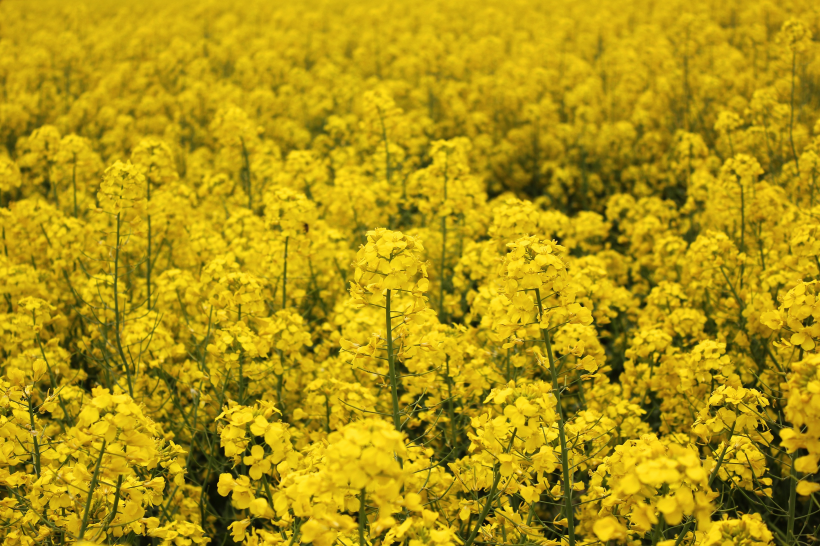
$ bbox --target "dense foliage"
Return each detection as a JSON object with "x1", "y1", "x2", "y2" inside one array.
[{"x1": 1, "y1": 1, "x2": 820, "y2": 545}]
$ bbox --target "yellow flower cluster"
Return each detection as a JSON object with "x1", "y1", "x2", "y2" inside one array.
[
  {"x1": 586, "y1": 434, "x2": 714, "y2": 541},
  {"x1": 1, "y1": 0, "x2": 820, "y2": 545}
]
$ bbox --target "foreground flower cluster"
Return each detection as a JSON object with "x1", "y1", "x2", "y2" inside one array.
[{"x1": 1, "y1": 0, "x2": 819, "y2": 545}]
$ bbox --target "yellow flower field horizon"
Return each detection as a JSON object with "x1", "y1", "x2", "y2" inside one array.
[{"x1": 0, "y1": 0, "x2": 819, "y2": 545}]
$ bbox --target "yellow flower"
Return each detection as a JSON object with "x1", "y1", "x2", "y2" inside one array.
[{"x1": 593, "y1": 517, "x2": 627, "y2": 542}]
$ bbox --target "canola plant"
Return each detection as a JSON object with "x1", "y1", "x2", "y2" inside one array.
[{"x1": 0, "y1": 0, "x2": 819, "y2": 545}]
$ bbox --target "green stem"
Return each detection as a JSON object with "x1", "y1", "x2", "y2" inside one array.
[
  {"x1": 438, "y1": 160, "x2": 449, "y2": 320},
  {"x1": 79, "y1": 440, "x2": 107, "y2": 539},
  {"x1": 261, "y1": 475, "x2": 274, "y2": 505},
  {"x1": 719, "y1": 265, "x2": 745, "y2": 330},
  {"x1": 506, "y1": 348, "x2": 510, "y2": 382},
  {"x1": 385, "y1": 289, "x2": 401, "y2": 431},
  {"x1": 97, "y1": 474, "x2": 123, "y2": 540},
  {"x1": 673, "y1": 421, "x2": 737, "y2": 546},
  {"x1": 652, "y1": 515, "x2": 665, "y2": 546},
  {"x1": 463, "y1": 470, "x2": 502, "y2": 546},
  {"x1": 788, "y1": 452, "x2": 798, "y2": 545},
  {"x1": 277, "y1": 236, "x2": 289, "y2": 415},
  {"x1": 49, "y1": 171, "x2": 59, "y2": 208},
  {"x1": 241, "y1": 137, "x2": 252, "y2": 210},
  {"x1": 517, "y1": 503, "x2": 536, "y2": 544},
  {"x1": 325, "y1": 395, "x2": 332, "y2": 433},
  {"x1": 72, "y1": 154, "x2": 78, "y2": 218},
  {"x1": 376, "y1": 106, "x2": 392, "y2": 187},
  {"x1": 147, "y1": 203, "x2": 152, "y2": 310},
  {"x1": 708, "y1": 424, "x2": 736, "y2": 488},
  {"x1": 359, "y1": 489, "x2": 367, "y2": 546},
  {"x1": 439, "y1": 214, "x2": 447, "y2": 320},
  {"x1": 287, "y1": 519, "x2": 302, "y2": 546},
  {"x1": 789, "y1": 50, "x2": 800, "y2": 174},
  {"x1": 445, "y1": 357, "x2": 457, "y2": 452},
  {"x1": 27, "y1": 393, "x2": 41, "y2": 478},
  {"x1": 283, "y1": 237, "x2": 289, "y2": 309},
  {"x1": 535, "y1": 289, "x2": 576, "y2": 546},
  {"x1": 463, "y1": 430, "x2": 516, "y2": 546},
  {"x1": 737, "y1": 177, "x2": 745, "y2": 288},
  {"x1": 238, "y1": 304, "x2": 245, "y2": 404},
  {"x1": 277, "y1": 349, "x2": 285, "y2": 415},
  {"x1": 113, "y1": 214, "x2": 134, "y2": 398}
]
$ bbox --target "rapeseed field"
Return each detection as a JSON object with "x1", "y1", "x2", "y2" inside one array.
[{"x1": 0, "y1": 1, "x2": 819, "y2": 545}]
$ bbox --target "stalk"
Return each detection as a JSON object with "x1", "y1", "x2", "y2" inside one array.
[
  {"x1": 788, "y1": 452, "x2": 798, "y2": 545},
  {"x1": 438, "y1": 161, "x2": 449, "y2": 320},
  {"x1": 325, "y1": 396, "x2": 332, "y2": 433},
  {"x1": 72, "y1": 153, "x2": 78, "y2": 218},
  {"x1": 49, "y1": 170, "x2": 59, "y2": 208},
  {"x1": 277, "y1": 236, "x2": 289, "y2": 413},
  {"x1": 376, "y1": 106, "x2": 392, "y2": 186},
  {"x1": 738, "y1": 176, "x2": 745, "y2": 288},
  {"x1": 517, "y1": 503, "x2": 536, "y2": 544},
  {"x1": 96, "y1": 474, "x2": 123, "y2": 540},
  {"x1": 147, "y1": 175, "x2": 152, "y2": 309},
  {"x1": 276, "y1": 349, "x2": 285, "y2": 415},
  {"x1": 287, "y1": 519, "x2": 302, "y2": 546},
  {"x1": 463, "y1": 430, "x2": 517, "y2": 546},
  {"x1": 359, "y1": 489, "x2": 367, "y2": 546},
  {"x1": 672, "y1": 421, "x2": 737, "y2": 546},
  {"x1": 788, "y1": 50, "x2": 800, "y2": 174},
  {"x1": 113, "y1": 214, "x2": 134, "y2": 397},
  {"x1": 283, "y1": 237, "x2": 289, "y2": 309},
  {"x1": 27, "y1": 393, "x2": 41, "y2": 478},
  {"x1": 241, "y1": 137, "x2": 252, "y2": 210},
  {"x1": 651, "y1": 515, "x2": 665, "y2": 546},
  {"x1": 683, "y1": 50, "x2": 690, "y2": 131},
  {"x1": 506, "y1": 348, "x2": 511, "y2": 382},
  {"x1": 462, "y1": 467, "x2": 502, "y2": 546},
  {"x1": 238, "y1": 304, "x2": 245, "y2": 404},
  {"x1": 439, "y1": 214, "x2": 447, "y2": 320},
  {"x1": 445, "y1": 356, "x2": 457, "y2": 452},
  {"x1": 79, "y1": 440, "x2": 107, "y2": 539},
  {"x1": 535, "y1": 288, "x2": 576, "y2": 546},
  {"x1": 385, "y1": 289, "x2": 401, "y2": 431}
]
